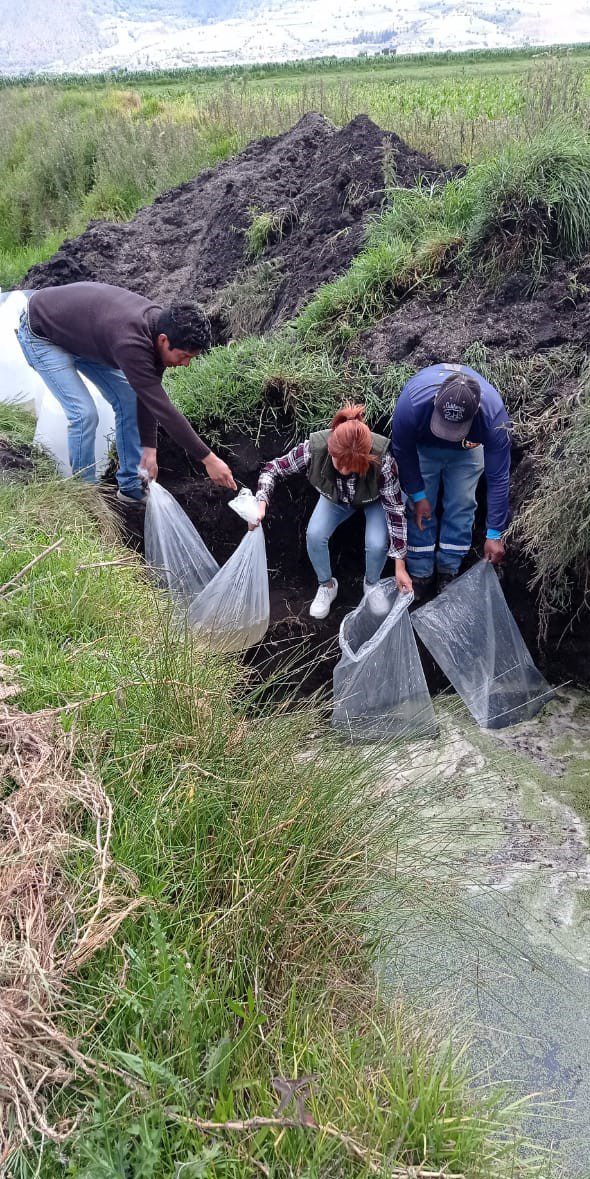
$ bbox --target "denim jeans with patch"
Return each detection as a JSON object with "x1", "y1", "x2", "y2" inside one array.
[
  {"x1": 406, "y1": 444, "x2": 485, "y2": 578},
  {"x1": 17, "y1": 310, "x2": 143, "y2": 495}
]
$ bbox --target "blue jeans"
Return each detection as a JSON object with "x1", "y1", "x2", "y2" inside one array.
[
  {"x1": 306, "y1": 495, "x2": 389, "y2": 585},
  {"x1": 406, "y1": 444, "x2": 485, "y2": 578},
  {"x1": 17, "y1": 310, "x2": 143, "y2": 494}
]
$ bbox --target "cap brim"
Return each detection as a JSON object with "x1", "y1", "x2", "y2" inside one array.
[{"x1": 430, "y1": 408, "x2": 471, "y2": 442}]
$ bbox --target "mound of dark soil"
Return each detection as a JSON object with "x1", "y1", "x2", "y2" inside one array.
[
  {"x1": 348, "y1": 260, "x2": 590, "y2": 371},
  {"x1": 22, "y1": 114, "x2": 451, "y2": 334},
  {"x1": 0, "y1": 438, "x2": 35, "y2": 478}
]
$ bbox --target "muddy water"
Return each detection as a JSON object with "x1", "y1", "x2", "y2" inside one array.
[{"x1": 381, "y1": 689, "x2": 590, "y2": 1175}]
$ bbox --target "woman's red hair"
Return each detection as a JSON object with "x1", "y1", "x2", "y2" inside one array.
[{"x1": 327, "y1": 403, "x2": 377, "y2": 476}]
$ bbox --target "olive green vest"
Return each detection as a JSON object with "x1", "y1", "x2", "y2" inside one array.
[{"x1": 307, "y1": 429, "x2": 389, "y2": 506}]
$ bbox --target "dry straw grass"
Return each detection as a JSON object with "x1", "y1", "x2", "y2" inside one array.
[{"x1": 0, "y1": 654, "x2": 142, "y2": 1162}]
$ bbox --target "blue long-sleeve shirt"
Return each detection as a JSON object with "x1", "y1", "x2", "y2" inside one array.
[{"x1": 391, "y1": 363, "x2": 511, "y2": 537}]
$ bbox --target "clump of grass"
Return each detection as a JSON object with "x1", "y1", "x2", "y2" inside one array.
[
  {"x1": 511, "y1": 367, "x2": 590, "y2": 633},
  {"x1": 296, "y1": 181, "x2": 465, "y2": 344},
  {"x1": 0, "y1": 403, "x2": 37, "y2": 447},
  {"x1": 0, "y1": 232, "x2": 64, "y2": 290},
  {"x1": 168, "y1": 336, "x2": 411, "y2": 444},
  {"x1": 245, "y1": 204, "x2": 298, "y2": 259},
  {"x1": 463, "y1": 124, "x2": 590, "y2": 284},
  {"x1": 218, "y1": 258, "x2": 285, "y2": 338},
  {"x1": 167, "y1": 331, "x2": 359, "y2": 439},
  {"x1": 462, "y1": 340, "x2": 586, "y2": 420},
  {"x1": 0, "y1": 671, "x2": 143, "y2": 1159}
]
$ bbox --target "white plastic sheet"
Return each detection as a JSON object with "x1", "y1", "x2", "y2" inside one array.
[
  {"x1": 332, "y1": 579, "x2": 437, "y2": 742},
  {"x1": 0, "y1": 290, "x2": 115, "y2": 475},
  {"x1": 189, "y1": 525, "x2": 270, "y2": 654},
  {"x1": 411, "y1": 560, "x2": 554, "y2": 730},
  {"x1": 0, "y1": 291, "x2": 45, "y2": 410},
  {"x1": 144, "y1": 480, "x2": 219, "y2": 605}
]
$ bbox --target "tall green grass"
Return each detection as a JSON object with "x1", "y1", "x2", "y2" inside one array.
[
  {"x1": 0, "y1": 420, "x2": 546, "y2": 1177},
  {"x1": 463, "y1": 124, "x2": 590, "y2": 281},
  {"x1": 512, "y1": 367, "x2": 590, "y2": 631}
]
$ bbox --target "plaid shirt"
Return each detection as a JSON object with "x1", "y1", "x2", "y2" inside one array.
[{"x1": 257, "y1": 440, "x2": 407, "y2": 560}]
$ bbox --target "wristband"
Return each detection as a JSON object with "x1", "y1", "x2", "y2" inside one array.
[
  {"x1": 411, "y1": 491, "x2": 427, "y2": 503},
  {"x1": 486, "y1": 528, "x2": 502, "y2": 541}
]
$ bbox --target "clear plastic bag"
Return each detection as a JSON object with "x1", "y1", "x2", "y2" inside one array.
[
  {"x1": 411, "y1": 560, "x2": 554, "y2": 730},
  {"x1": 332, "y1": 580, "x2": 437, "y2": 742},
  {"x1": 144, "y1": 481, "x2": 219, "y2": 606},
  {"x1": 189, "y1": 525, "x2": 270, "y2": 654}
]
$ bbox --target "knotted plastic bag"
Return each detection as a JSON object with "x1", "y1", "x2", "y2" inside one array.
[
  {"x1": 411, "y1": 560, "x2": 553, "y2": 730},
  {"x1": 144, "y1": 481, "x2": 219, "y2": 606},
  {"x1": 228, "y1": 487, "x2": 260, "y2": 526},
  {"x1": 332, "y1": 579, "x2": 437, "y2": 742},
  {"x1": 189, "y1": 525, "x2": 270, "y2": 654}
]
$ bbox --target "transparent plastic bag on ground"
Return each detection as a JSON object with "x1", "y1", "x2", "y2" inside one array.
[
  {"x1": 332, "y1": 579, "x2": 438, "y2": 743},
  {"x1": 144, "y1": 481, "x2": 219, "y2": 606},
  {"x1": 189, "y1": 525, "x2": 270, "y2": 654},
  {"x1": 411, "y1": 560, "x2": 554, "y2": 730}
]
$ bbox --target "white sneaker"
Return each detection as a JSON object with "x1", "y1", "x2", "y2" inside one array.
[
  {"x1": 309, "y1": 578, "x2": 338, "y2": 620},
  {"x1": 363, "y1": 577, "x2": 391, "y2": 615}
]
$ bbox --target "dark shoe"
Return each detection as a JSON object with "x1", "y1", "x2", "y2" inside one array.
[
  {"x1": 116, "y1": 488, "x2": 148, "y2": 506},
  {"x1": 437, "y1": 570, "x2": 458, "y2": 594},
  {"x1": 410, "y1": 575, "x2": 435, "y2": 604}
]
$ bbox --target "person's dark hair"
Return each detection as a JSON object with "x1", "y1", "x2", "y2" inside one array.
[{"x1": 156, "y1": 303, "x2": 212, "y2": 352}]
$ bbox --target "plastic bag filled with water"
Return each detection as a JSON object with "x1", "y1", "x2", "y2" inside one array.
[
  {"x1": 411, "y1": 560, "x2": 553, "y2": 730},
  {"x1": 332, "y1": 580, "x2": 437, "y2": 742},
  {"x1": 189, "y1": 525, "x2": 270, "y2": 654},
  {"x1": 144, "y1": 481, "x2": 219, "y2": 606}
]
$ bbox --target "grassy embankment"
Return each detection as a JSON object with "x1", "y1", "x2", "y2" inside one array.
[
  {"x1": 0, "y1": 402, "x2": 546, "y2": 1176},
  {"x1": 0, "y1": 46, "x2": 589, "y2": 287}
]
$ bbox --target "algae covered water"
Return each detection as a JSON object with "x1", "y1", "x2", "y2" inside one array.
[{"x1": 382, "y1": 689, "x2": 590, "y2": 1176}]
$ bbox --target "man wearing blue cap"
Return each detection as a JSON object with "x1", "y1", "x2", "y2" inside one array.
[{"x1": 391, "y1": 363, "x2": 511, "y2": 599}]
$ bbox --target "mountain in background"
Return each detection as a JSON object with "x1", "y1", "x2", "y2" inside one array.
[{"x1": 1, "y1": 0, "x2": 589, "y2": 75}]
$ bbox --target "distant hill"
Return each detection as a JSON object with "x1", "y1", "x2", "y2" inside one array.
[{"x1": 1, "y1": 0, "x2": 589, "y2": 75}]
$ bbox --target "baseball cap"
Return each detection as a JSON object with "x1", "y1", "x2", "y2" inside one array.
[{"x1": 430, "y1": 374, "x2": 481, "y2": 442}]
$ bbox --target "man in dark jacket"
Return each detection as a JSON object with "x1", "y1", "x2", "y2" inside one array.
[
  {"x1": 17, "y1": 282, "x2": 236, "y2": 502},
  {"x1": 391, "y1": 363, "x2": 511, "y2": 597}
]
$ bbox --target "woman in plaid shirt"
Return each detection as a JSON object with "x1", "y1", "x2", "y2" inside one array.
[{"x1": 250, "y1": 404, "x2": 412, "y2": 619}]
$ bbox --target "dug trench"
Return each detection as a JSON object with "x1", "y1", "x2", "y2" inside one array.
[{"x1": 112, "y1": 415, "x2": 588, "y2": 703}]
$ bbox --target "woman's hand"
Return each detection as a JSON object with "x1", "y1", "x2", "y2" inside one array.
[
  {"x1": 395, "y1": 560, "x2": 413, "y2": 595},
  {"x1": 248, "y1": 499, "x2": 267, "y2": 531}
]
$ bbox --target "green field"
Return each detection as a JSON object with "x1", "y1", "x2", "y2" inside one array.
[{"x1": 1, "y1": 44, "x2": 590, "y2": 289}]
